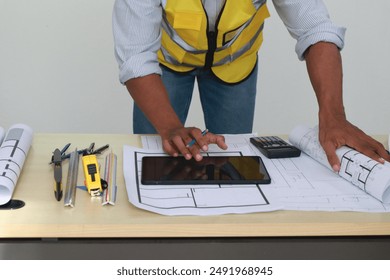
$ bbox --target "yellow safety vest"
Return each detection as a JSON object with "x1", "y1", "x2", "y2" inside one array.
[{"x1": 158, "y1": 0, "x2": 270, "y2": 84}]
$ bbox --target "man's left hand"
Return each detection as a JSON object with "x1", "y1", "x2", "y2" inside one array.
[{"x1": 319, "y1": 117, "x2": 390, "y2": 172}]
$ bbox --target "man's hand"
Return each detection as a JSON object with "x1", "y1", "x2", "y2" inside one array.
[
  {"x1": 319, "y1": 116, "x2": 390, "y2": 172},
  {"x1": 160, "y1": 127, "x2": 228, "y2": 161},
  {"x1": 304, "y1": 42, "x2": 389, "y2": 171},
  {"x1": 125, "y1": 75, "x2": 227, "y2": 160}
]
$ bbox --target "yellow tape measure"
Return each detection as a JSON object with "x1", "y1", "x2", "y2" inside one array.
[{"x1": 82, "y1": 154, "x2": 102, "y2": 197}]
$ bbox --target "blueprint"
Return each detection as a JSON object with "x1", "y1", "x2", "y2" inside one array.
[
  {"x1": 122, "y1": 133, "x2": 390, "y2": 216},
  {"x1": 123, "y1": 144, "x2": 282, "y2": 216},
  {"x1": 288, "y1": 125, "x2": 390, "y2": 203},
  {"x1": 0, "y1": 124, "x2": 33, "y2": 205}
]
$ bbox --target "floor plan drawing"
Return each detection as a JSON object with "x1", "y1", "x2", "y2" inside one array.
[
  {"x1": 123, "y1": 133, "x2": 390, "y2": 216},
  {"x1": 340, "y1": 150, "x2": 378, "y2": 187},
  {"x1": 289, "y1": 125, "x2": 390, "y2": 204},
  {"x1": 258, "y1": 152, "x2": 390, "y2": 212},
  {"x1": 0, "y1": 124, "x2": 33, "y2": 205},
  {"x1": 123, "y1": 146, "x2": 282, "y2": 216}
]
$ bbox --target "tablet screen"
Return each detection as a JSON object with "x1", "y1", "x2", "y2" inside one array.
[{"x1": 141, "y1": 156, "x2": 271, "y2": 185}]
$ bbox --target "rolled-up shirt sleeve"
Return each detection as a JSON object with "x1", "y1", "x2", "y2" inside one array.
[
  {"x1": 112, "y1": 0, "x2": 163, "y2": 84},
  {"x1": 272, "y1": 0, "x2": 346, "y2": 60}
]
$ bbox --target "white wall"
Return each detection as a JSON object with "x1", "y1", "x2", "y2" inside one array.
[{"x1": 1, "y1": 0, "x2": 389, "y2": 135}]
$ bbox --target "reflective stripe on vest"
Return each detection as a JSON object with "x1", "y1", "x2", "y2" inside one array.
[{"x1": 158, "y1": 0, "x2": 270, "y2": 83}]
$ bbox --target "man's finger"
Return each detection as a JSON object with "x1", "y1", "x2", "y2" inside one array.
[
  {"x1": 322, "y1": 142, "x2": 340, "y2": 172},
  {"x1": 162, "y1": 139, "x2": 179, "y2": 157}
]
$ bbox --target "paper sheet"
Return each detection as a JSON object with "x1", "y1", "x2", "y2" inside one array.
[
  {"x1": 123, "y1": 143, "x2": 282, "y2": 216},
  {"x1": 288, "y1": 125, "x2": 390, "y2": 203},
  {"x1": 0, "y1": 124, "x2": 33, "y2": 205},
  {"x1": 123, "y1": 133, "x2": 390, "y2": 214}
]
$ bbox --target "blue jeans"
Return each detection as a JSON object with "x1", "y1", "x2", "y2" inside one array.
[{"x1": 133, "y1": 64, "x2": 258, "y2": 134}]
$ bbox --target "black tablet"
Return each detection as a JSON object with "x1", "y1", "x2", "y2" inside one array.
[{"x1": 141, "y1": 156, "x2": 271, "y2": 185}]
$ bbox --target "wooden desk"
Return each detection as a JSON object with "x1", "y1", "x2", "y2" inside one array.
[{"x1": 1, "y1": 133, "x2": 390, "y2": 259}]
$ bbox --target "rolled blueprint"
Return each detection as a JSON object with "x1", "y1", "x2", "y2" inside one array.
[
  {"x1": 289, "y1": 125, "x2": 390, "y2": 203},
  {"x1": 0, "y1": 124, "x2": 33, "y2": 205}
]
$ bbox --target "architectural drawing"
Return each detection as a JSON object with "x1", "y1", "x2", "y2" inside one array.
[
  {"x1": 0, "y1": 124, "x2": 33, "y2": 205},
  {"x1": 126, "y1": 134, "x2": 390, "y2": 215},
  {"x1": 288, "y1": 125, "x2": 390, "y2": 203},
  {"x1": 258, "y1": 153, "x2": 390, "y2": 212},
  {"x1": 123, "y1": 146, "x2": 281, "y2": 216}
]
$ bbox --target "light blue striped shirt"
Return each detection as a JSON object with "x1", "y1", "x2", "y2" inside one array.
[{"x1": 113, "y1": 0, "x2": 346, "y2": 84}]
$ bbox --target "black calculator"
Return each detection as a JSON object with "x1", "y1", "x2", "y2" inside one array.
[{"x1": 250, "y1": 136, "x2": 301, "y2": 159}]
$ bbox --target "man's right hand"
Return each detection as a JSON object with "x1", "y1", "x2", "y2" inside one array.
[
  {"x1": 160, "y1": 127, "x2": 228, "y2": 161},
  {"x1": 125, "y1": 75, "x2": 227, "y2": 160}
]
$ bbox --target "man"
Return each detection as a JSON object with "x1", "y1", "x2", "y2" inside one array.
[{"x1": 112, "y1": 0, "x2": 390, "y2": 171}]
